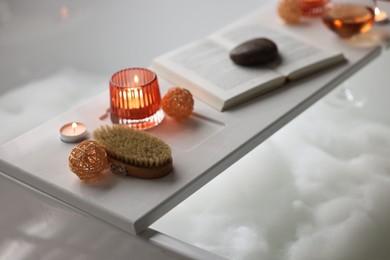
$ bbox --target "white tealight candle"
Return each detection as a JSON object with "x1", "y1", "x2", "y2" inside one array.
[{"x1": 60, "y1": 122, "x2": 88, "y2": 143}]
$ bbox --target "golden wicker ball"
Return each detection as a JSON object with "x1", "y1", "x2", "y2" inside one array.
[
  {"x1": 278, "y1": 0, "x2": 302, "y2": 24},
  {"x1": 68, "y1": 140, "x2": 109, "y2": 180},
  {"x1": 162, "y1": 87, "x2": 194, "y2": 120}
]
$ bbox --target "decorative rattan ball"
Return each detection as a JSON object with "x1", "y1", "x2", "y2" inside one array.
[
  {"x1": 162, "y1": 87, "x2": 194, "y2": 120},
  {"x1": 68, "y1": 140, "x2": 109, "y2": 180},
  {"x1": 278, "y1": 0, "x2": 302, "y2": 24}
]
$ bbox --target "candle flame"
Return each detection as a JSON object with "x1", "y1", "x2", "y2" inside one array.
[
  {"x1": 72, "y1": 122, "x2": 77, "y2": 133},
  {"x1": 375, "y1": 7, "x2": 380, "y2": 16},
  {"x1": 134, "y1": 75, "x2": 139, "y2": 84}
]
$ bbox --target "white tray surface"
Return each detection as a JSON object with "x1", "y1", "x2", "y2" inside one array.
[{"x1": 0, "y1": 6, "x2": 385, "y2": 235}]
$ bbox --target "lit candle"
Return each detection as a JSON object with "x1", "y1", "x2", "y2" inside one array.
[
  {"x1": 109, "y1": 68, "x2": 164, "y2": 130},
  {"x1": 374, "y1": 6, "x2": 388, "y2": 23},
  {"x1": 60, "y1": 122, "x2": 88, "y2": 143}
]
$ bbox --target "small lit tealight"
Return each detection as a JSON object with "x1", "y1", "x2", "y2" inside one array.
[
  {"x1": 374, "y1": 6, "x2": 388, "y2": 23},
  {"x1": 60, "y1": 122, "x2": 88, "y2": 143}
]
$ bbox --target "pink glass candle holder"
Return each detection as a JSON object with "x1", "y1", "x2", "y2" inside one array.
[{"x1": 110, "y1": 68, "x2": 164, "y2": 129}]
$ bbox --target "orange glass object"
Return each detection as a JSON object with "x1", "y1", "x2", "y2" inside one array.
[
  {"x1": 323, "y1": 3, "x2": 375, "y2": 38},
  {"x1": 300, "y1": 0, "x2": 329, "y2": 16},
  {"x1": 162, "y1": 87, "x2": 194, "y2": 120},
  {"x1": 110, "y1": 68, "x2": 164, "y2": 129}
]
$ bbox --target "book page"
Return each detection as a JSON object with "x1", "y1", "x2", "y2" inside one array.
[
  {"x1": 211, "y1": 23, "x2": 345, "y2": 80},
  {"x1": 167, "y1": 39, "x2": 280, "y2": 91}
]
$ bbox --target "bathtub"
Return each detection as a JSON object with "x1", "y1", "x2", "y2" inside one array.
[{"x1": 1, "y1": 0, "x2": 390, "y2": 259}]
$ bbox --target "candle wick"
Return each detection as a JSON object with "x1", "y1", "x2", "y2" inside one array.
[{"x1": 71, "y1": 122, "x2": 78, "y2": 133}]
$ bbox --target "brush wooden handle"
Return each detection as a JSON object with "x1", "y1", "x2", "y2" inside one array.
[{"x1": 109, "y1": 157, "x2": 173, "y2": 179}]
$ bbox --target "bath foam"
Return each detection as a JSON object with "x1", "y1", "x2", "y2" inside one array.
[{"x1": 93, "y1": 125, "x2": 173, "y2": 179}]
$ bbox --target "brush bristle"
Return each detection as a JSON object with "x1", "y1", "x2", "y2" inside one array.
[{"x1": 93, "y1": 125, "x2": 172, "y2": 168}]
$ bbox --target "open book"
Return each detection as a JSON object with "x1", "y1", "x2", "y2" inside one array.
[{"x1": 151, "y1": 14, "x2": 346, "y2": 111}]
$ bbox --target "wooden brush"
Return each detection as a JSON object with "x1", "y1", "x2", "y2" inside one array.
[{"x1": 93, "y1": 125, "x2": 173, "y2": 179}]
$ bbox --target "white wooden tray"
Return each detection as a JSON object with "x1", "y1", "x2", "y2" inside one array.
[{"x1": 0, "y1": 7, "x2": 384, "y2": 235}]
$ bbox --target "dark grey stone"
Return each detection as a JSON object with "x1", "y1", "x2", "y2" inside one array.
[{"x1": 230, "y1": 38, "x2": 278, "y2": 66}]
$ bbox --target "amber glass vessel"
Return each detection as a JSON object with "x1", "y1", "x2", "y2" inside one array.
[
  {"x1": 110, "y1": 68, "x2": 164, "y2": 129},
  {"x1": 323, "y1": 3, "x2": 375, "y2": 38}
]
